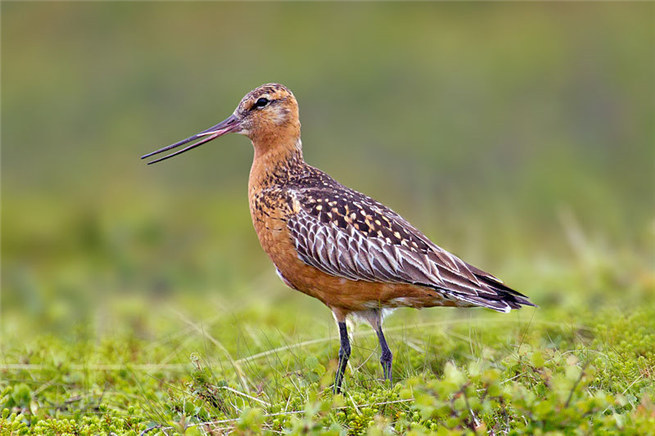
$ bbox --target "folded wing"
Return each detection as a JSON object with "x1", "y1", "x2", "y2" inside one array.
[{"x1": 286, "y1": 186, "x2": 534, "y2": 312}]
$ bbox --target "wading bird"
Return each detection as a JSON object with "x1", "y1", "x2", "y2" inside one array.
[{"x1": 142, "y1": 83, "x2": 534, "y2": 392}]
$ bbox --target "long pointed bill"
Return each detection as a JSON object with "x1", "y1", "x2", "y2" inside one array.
[{"x1": 141, "y1": 114, "x2": 241, "y2": 165}]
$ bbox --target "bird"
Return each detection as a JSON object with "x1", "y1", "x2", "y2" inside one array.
[{"x1": 142, "y1": 83, "x2": 535, "y2": 393}]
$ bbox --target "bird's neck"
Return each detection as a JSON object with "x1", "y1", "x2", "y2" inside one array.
[{"x1": 249, "y1": 136, "x2": 305, "y2": 193}]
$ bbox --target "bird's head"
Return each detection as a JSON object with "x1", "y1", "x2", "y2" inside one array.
[
  {"x1": 142, "y1": 83, "x2": 301, "y2": 164},
  {"x1": 236, "y1": 83, "x2": 300, "y2": 143}
]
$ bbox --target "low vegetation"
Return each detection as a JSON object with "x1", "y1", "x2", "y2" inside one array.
[{"x1": 2, "y1": 255, "x2": 653, "y2": 434}]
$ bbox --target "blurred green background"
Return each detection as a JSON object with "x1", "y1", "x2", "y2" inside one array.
[{"x1": 2, "y1": 2, "x2": 653, "y2": 338}]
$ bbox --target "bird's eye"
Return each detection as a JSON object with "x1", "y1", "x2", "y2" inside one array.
[{"x1": 253, "y1": 97, "x2": 270, "y2": 109}]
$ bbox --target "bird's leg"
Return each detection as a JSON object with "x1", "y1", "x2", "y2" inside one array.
[
  {"x1": 375, "y1": 326, "x2": 393, "y2": 384},
  {"x1": 334, "y1": 321, "x2": 351, "y2": 394}
]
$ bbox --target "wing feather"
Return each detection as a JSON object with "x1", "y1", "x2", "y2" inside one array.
[{"x1": 285, "y1": 184, "x2": 534, "y2": 311}]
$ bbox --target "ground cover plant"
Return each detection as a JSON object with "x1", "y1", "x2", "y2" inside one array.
[
  {"x1": 2, "y1": 303, "x2": 655, "y2": 434},
  {"x1": 2, "y1": 210, "x2": 653, "y2": 434}
]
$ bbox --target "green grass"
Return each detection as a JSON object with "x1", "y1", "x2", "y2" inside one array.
[{"x1": 2, "y1": 253, "x2": 654, "y2": 434}]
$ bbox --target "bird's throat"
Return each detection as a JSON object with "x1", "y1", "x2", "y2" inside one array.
[{"x1": 249, "y1": 137, "x2": 304, "y2": 193}]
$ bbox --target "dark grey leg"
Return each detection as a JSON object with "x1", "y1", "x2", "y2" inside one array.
[
  {"x1": 376, "y1": 326, "x2": 393, "y2": 383},
  {"x1": 334, "y1": 321, "x2": 351, "y2": 393}
]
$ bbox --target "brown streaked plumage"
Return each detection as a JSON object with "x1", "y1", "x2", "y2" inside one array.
[{"x1": 142, "y1": 83, "x2": 535, "y2": 392}]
